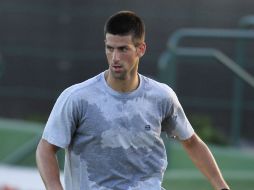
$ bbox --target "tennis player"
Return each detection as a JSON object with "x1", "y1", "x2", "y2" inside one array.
[{"x1": 36, "y1": 11, "x2": 230, "y2": 190}]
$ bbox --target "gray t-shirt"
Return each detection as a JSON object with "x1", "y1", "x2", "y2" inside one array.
[{"x1": 42, "y1": 71, "x2": 194, "y2": 190}]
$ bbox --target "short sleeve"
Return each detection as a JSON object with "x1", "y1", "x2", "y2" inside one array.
[
  {"x1": 162, "y1": 89, "x2": 194, "y2": 140},
  {"x1": 42, "y1": 88, "x2": 79, "y2": 148}
]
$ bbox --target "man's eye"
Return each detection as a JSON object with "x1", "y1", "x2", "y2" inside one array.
[
  {"x1": 120, "y1": 47, "x2": 128, "y2": 52},
  {"x1": 106, "y1": 47, "x2": 114, "y2": 52}
]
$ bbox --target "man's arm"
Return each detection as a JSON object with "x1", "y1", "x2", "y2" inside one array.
[
  {"x1": 181, "y1": 133, "x2": 230, "y2": 190},
  {"x1": 36, "y1": 139, "x2": 64, "y2": 190}
]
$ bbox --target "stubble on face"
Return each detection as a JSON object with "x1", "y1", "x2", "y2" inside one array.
[
  {"x1": 105, "y1": 34, "x2": 140, "y2": 81},
  {"x1": 109, "y1": 60, "x2": 139, "y2": 81}
]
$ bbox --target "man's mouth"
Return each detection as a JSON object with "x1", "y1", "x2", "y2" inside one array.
[{"x1": 112, "y1": 65, "x2": 123, "y2": 72}]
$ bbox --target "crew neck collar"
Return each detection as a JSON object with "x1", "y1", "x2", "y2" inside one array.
[{"x1": 101, "y1": 71, "x2": 143, "y2": 99}]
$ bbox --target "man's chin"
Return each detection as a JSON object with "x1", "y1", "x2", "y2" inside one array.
[{"x1": 111, "y1": 72, "x2": 126, "y2": 80}]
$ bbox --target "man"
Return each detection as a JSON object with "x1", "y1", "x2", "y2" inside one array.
[{"x1": 36, "y1": 11, "x2": 230, "y2": 190}]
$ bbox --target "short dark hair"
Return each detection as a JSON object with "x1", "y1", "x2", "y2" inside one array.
[{"x1": 104, "y1": 11, "x2": 145, "y2": 45}]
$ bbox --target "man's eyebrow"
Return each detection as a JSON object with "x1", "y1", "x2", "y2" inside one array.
[
  {"x1": 106, "y1": 45, "x2": 129, "y2": 49},
  {"x1": 118, "y1": 45, "x2": 129, "y2": 49}
]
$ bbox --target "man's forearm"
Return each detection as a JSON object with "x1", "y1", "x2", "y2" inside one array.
[
  {"x1": 36, "y1": 139, "x2": 64, "y2": 190},
  {"x1": 181, "y1": 134, "x2": 230, "y2": 190}
]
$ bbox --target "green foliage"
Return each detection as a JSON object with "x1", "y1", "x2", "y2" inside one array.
[
  {"x1": 25, "y1": 114, "x2": 48, "y2": 123},
  {"x1": 189, "y1": 114, "x2": 229, "y2": 145}
]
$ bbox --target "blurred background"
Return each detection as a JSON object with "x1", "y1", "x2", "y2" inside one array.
[{"x1": 0, "y1": 0, "x2": 253, "y2": 189}]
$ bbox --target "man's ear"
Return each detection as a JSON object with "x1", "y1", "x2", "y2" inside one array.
[{"x1": 137, "y1": 42, "x2": 146, "y2": 58}]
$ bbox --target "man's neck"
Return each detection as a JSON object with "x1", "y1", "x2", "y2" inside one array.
[{"x1": 105, "y1": 70, "x2": 140, "y2": 93}]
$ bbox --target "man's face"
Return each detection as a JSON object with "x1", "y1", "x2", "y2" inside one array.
[{"x1": 105, "y1": 33, "x2": 146, "y2": 80}]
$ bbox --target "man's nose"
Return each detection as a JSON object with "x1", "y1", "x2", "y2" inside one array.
[{"x1": 112, "y1": 50, "x2": 120, "y2": 62}]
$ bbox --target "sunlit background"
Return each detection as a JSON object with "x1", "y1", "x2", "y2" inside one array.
[{"x1": 0, "y1": 0, "x2": 254, "y2": 189}]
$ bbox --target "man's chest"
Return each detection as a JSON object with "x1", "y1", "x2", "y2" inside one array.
[{"x1": 74, "y1": 97, "x2": 164, "y2": 149}]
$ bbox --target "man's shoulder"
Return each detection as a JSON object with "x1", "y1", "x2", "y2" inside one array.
[
  {"x1": 60, "y1": 72, "x2": 104, "y2": 99},
  {"x1": 141, "y1": 75, "x2": 175, "y2": 96}
]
